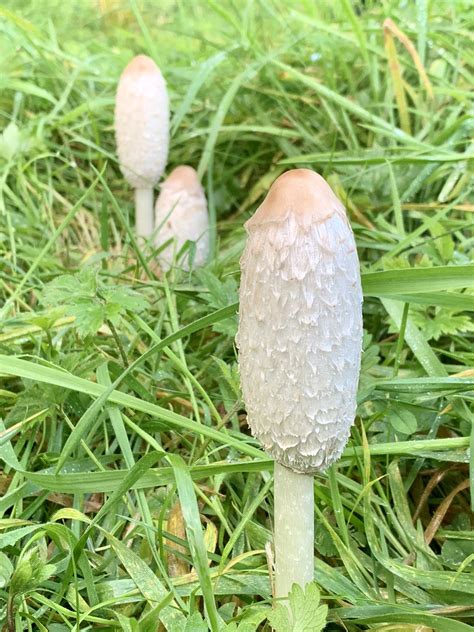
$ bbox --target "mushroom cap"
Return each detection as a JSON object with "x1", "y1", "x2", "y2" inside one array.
[
  {"x1": 247, "y1": 169, "x2": 347, "y2": 228},
  {"x1": 154, "y1": 166, "x2": 209, "y2": 270},
  {"x1": 237, "y1": 169, "x2": 363, "y2": 473},
  {"x1": 114, "y1": 54, "x2": 169, "y2": 189},
  {"x1": 163, "y1": 165, "x2": 203, "y2": 193}
]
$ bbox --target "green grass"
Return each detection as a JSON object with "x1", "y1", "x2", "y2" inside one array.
[{"x1": 0, "y1": 0, "x2": 473, "y2": 630}]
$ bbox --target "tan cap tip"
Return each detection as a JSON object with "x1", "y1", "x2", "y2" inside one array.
[
  {"x1": 162, "y1": 165, "x2": 203, "y2": 195},
  {"x1": 122, "y1": 54, "x2": 160, "y2": 77},
  {"x1": 247, "y1": 168, "x2": 345, "y2": 228}
]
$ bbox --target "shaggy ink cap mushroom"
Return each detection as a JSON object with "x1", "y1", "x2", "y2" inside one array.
[
  {"x1": 115, "y1": 54, "x2": 169, "y2": 239},
  {"x1": 114, "y1": 54, "x2": 169, "y2": 189},
  {"x1": 154, "y1": 165, "x2": 210, "y2": 270},
  {"x1": 237, "y1": 169, "x2": 363, "y2": 474}
]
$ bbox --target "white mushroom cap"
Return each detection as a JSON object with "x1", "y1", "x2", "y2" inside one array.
[
  {"x1": 237, "y1": 169, "x2": 363, "y2": 474},
  {"x1": 154, "y1": 165, "x2": 210, "y2": 270},
  {"x1": 114, "y1": 55, "x2": 169, "y2": 189}
]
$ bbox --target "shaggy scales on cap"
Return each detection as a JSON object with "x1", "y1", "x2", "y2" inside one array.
[{"x1": 237, "y1": 168, "x2": 363, "y2": 474}]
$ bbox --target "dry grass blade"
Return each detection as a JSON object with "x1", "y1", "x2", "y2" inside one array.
[
  {"x1": 424, "y1": 479, "x2": 470, "y2": 545},
  {"x1": 384, "y1": 18, "x2": 434, "y2": 100},
  {"x1": 412, "y1": 465, "x2": 457, "y2": 523},
  {"x1": 383, "y1": 18, "x2": 412, "y2": 135},
  {"x1": 166, "y1": 499, "x2": 190, "y2": 577}
]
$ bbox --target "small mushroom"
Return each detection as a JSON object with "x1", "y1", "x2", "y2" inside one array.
[
  {"x1": 154, "y1": 165, "x2": 210, "y2": 271},
  {"x1": 236, "y1": 169, "x2": 363, "y2": 599},
  {"x1": 114, "y1": 54, "x2": 169, "y2": 239}
]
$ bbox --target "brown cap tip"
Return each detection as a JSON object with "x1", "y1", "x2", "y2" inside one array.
[
  {"x1": 122, "y1": 54, "x2": 160, "y2": 77},
  {"x1": 246, "y1": 168, "x2": 346, "y2": 229}
]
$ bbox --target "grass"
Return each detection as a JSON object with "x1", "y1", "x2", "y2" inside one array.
[{"x1": 0, "y1": 0, "x2": 473, "y2": 630}]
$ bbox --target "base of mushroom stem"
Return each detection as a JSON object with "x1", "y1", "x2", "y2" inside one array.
[{"x1": 273, "y1": 461, "x2": 315, "y2": 600}]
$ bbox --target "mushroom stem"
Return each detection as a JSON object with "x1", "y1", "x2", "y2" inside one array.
[
  {"x1": 134, "y1": 188, "x2": 154, "y2": 239},
  {"x1": 274, "y1": 462, "x2": 314, "y2": 599}
]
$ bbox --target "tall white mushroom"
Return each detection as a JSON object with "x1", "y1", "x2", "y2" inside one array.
[
  {"x1": 237, "y1": 169, "x2": 363, "y2": 600},
  {"x1": 114, "y1": 54, "x2": 169, "y2": 239},
  {"x1": 154, "y1": 165, "x2": 210, "y2": 271}
]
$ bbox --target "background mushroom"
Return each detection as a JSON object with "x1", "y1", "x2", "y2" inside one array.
[
  {"x1": 114, "y1": 54, "x2": 169, "y2": 239},
  {"x1": 154, "y1": 165, "x2": 210, "y2": 271},
  {"x1": 237, "y1": 169, "x2": 363, "y2": 600}
]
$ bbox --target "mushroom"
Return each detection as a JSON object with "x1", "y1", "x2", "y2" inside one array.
[
  {"x1": 114, "y1": 54, "x2": 169, "y2": 239},
  {"x1": 154, "y1": 165, "x2": 210, "y2": 271},
  {"x1": 236, "y1": 169, "x2": 363, "y2": 599}
]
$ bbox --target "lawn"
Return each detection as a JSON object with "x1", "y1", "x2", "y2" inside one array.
[{"x1": 0, "y1": 1, "x2": 473, "y2": 630}]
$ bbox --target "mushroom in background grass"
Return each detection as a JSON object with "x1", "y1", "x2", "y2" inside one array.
[
  {"x1": 154, "y1": 165, "x2": 210, "y2": 271},
  {"x1": 237, "y1": 169, "x2": 363, "y2": 601},
  {"x1": 115, "y1": 54, "x2": 169, "y2": 239}
]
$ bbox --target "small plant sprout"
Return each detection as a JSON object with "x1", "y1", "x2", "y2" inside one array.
[
  {"x1": 115, "y1": 54, "x2": 169, "y2": 239},
  {"x1": 154, "y1": 165, "x2": 210, "y2": 271},
  {"x1": 237, "y1": 169, "x2": 363, "y2": 600}
]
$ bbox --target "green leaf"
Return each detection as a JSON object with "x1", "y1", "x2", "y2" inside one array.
[
  {"x1": 409, "y1": 306, "x2": 474, "y2": 341},
  {"x1": 169, "y1": 453, "x2": 222, "y2": 632},
  {"x1": 362, "y1": 266, "x2": 474, "y2": 296},
  {"x1": 335, "y1": 604, "x2": 474, "y2": 631},
  {"x1": 0, "y1": 122, "x2": 22, "y2": 160},
  {"x1": 40, "y1": 268, "x2": 148, "y2": 337},
  {"x1": 315, "y1": 512, "x2": 338, "y2": 558},
  {"x1": 104, "y1": 532, "x2": 186, "y2": 630},
  {"x1": 386, "y1": 292, "x2": 474, "y2": 311},
  {"x1": 10, "y1": 548, "x2": 56, "y2": 596},
  {"x1": 102, "y1": 286, "x2": 149, "y2": 313},
  {"x1": 0, "y1": 524, "x2": 44, "y2": 549},
  {"x1": 377, "y1": 377, "x2": 474, "y2": 393},
  {"x1": 224, "y1": 607, "x2": 269, "y2": 631},
  {"x1": 115, "y1": 613, "x2": 140, "y2": 632},
  {"x1": 267, "y1": 583, "x2": 328, "y2": 632},
  {"x1": 225, "y1": 623, "x2": 259, "y2": 632},
  {"x1": 69, "y1": 302, "x2": 106, "y2": 337},
  {"x1": 41, "y1": 269, "x2": 97, "y2": 306},
  {"x1": 196, "y1": 269, "x2": 239, "y2": 336},
  {"x1": 388, "y1": 407, "x2": 418, "y2": 435},
  {"x1": 430, "y1": 221, "x2": 454, "y2": 261},
  {"x1": 382, "y1": 299, "x2": 447, "y2": 377},
  {"x1": 0, "y1": 419, "x2": 23, "y2": 469},
  {"x1": 184, "y1": 613, "x2": 208, "y2": 632},
  {"x1": 0, "y1": 551, "x2": 13, "y2": 588},
  {"x1": 106, "y1": 534, "x2": 169, "y2": 603},
  {"x1": 441, "y1": 539, "x2": 474, "y2": 570},
  {"x1": 212, "y1": 357, "x2": 240, "y2": 398}
]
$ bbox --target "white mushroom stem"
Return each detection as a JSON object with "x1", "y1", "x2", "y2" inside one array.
[
  {"x1": 274, "y1": 462, "x2": 314, "y2": 599},
  {"x1": 134, "y1": 188, "x2": 154, "y2": 239}
]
